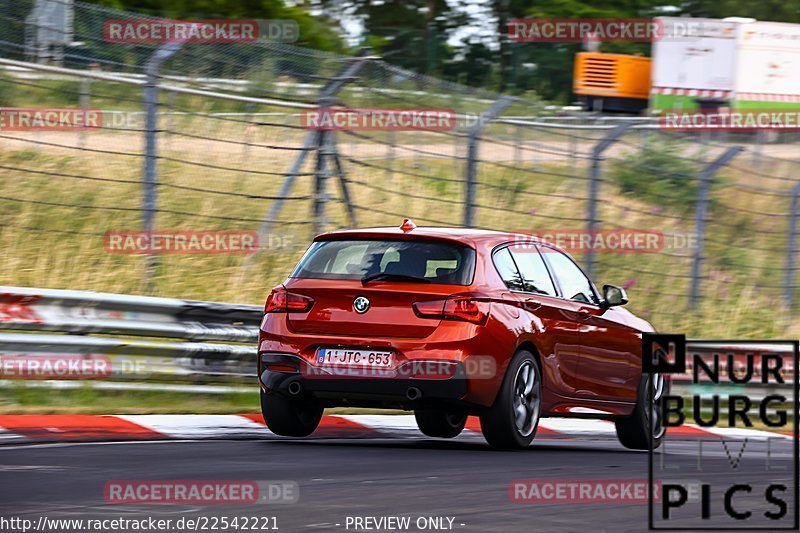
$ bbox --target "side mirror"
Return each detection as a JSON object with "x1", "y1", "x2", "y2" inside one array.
[{"x1": 602, "y1": 284, "x2": 628, "y2": 308}]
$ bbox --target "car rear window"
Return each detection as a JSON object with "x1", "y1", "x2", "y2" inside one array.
[{"x1": 290, "y1": 239, "x2": 476, "y2": 285}]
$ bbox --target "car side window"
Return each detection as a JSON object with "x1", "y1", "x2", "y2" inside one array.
[
  {"x1": 492, "y1": 247, "x2": 524, "y2": 291},
  {"x1": 545, "y1": 250, "x2": 599, "y2": 304},
  {"x1": 508, "y1": 245, "x2": 556, "y2": 296}
]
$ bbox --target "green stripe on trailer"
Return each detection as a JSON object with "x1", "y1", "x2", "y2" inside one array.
[
  {"x1": 651, "y1": 94, "x2": 703, "y2": 112},
  {"x1": 735, "y1": 100, "x2": 800, "y2": 110},
  {"x1": 652, "y1": 94, "x2": 800, "y2": 112}
]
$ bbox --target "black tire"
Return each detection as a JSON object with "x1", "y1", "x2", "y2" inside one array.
[
  {"x1": 479, "y1": 350, "x2": 542, "y2": 450},
  {"x1": 414, "y1": 407, "x2": 467, "y2": 438},
  {"x1": 615, "y1": 373, "x2": 667, "y2": 450},
  {"x1": 260, "y1": 390, "x2": 323, "y2": 437}
]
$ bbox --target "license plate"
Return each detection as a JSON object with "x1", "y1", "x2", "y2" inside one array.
[{"x1": 317, "y1": 348, "x2": 394, "y2": 368}]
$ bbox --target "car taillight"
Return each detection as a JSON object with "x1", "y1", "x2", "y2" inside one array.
[
  {"x1": 444, "y1": 297, "x2": 489, "y2": 324},
  {"x1": 412, "y1": 299, "x2": 446, "y2": 318},
  {"x1": 264, "y1": 288, "x2": 314, "y2": 313},
  {"x1": 413, "y1": 295, "x2": 490, "y2": 325}
]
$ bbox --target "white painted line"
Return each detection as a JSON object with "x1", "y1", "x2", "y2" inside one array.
[
  {"x1": 699, "y1": 425, "x2": 792, "y2": 441},
  {"x1": 538, "y1": 418, "x2": 616, "y2": 435},
  {"x1": 0, "y1": 428, "x2": 27, "y2": 444},
  {"x1": 338, "y1": 415, "x2": 423, "y2": 436},
  {"x1": 115, "y1": 414, "x2": 268, "y2": 439}
]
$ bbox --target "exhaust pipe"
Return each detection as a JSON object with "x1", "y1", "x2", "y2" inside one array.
[
  {"x1": 287, "y1": 380, "x2": 303, "y2": 397},
  {"x1": 405, "y1": 387, "x2": 422, "y2": 401}
]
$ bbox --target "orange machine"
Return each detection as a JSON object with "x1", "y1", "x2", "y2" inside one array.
[{"x1": 573, "y1": 52, "x2": 652, "y2": 113}]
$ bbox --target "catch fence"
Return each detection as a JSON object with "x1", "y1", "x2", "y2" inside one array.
[{"x1": 0, "y1": 0, "x2": 799, "y2": 338}]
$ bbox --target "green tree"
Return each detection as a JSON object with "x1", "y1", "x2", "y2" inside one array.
[{"x1": 316, "y1": 0, "x2": 467, "y2": 77}]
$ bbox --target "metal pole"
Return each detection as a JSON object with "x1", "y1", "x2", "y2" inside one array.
[
  {"x1": 753, "y1": 130, "x2": 764, "y2": 168},
  {"x1": 313, "y1": 128, "x2": 331, "y2": 234},
  {"x1": 784, "y1": 182, "x2": 800, "y2": 311},
  {"x1": 689, "y1": 146, "x2": 743, "y2": 309},
  {"x1": 254, "y1": 131, "x2": 317, "y2": 240},
  {"x1": 464, "y1": 96, "x2": 515, "y2": 227},
  {"x1": 585, "y1": 123, "x2": 633, "y2": 281},
  {"x1": 386, "y1": 129, "x2": 395, "y2": 183},
  {"x1": 78, "y1": 76, "x2": 90, "y2": 149},
  {"x1": 241, "y1": 102, "x2": 255, "y2": 162},
  {"x1": 331, "y1": 133, "x2": 357, "y2": 227},
  {"x1": 569, "y1": 125, "x2": 577, "y2": 176},
  {"x1": 142, "y1": 41, "x2": 185, "y2": 290}
]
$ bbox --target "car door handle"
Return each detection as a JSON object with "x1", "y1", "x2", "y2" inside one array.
[
  {"x1": 577, "y1": 311, "x2": 590, "y2": 320},
  {"x1": 524, "y1": 299, "x2": 542, "y2": 311}
]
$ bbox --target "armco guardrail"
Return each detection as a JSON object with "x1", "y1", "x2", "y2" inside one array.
[
  {"x1": 0, "y1": 286, "x2": 795, "y2": 396},
  {"x1": 0, "y1": 286, "x2": 262, "y2": 385}
]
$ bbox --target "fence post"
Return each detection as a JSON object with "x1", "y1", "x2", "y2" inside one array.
[
  {"x1": 569, "y1": 123, "x2": 577, "y2": 177},
  {"x1": 784, "y1": 182, "x2": 800, "y2": 311},
  {"x1": 585, "y1": 123, "x2": 632, "y2": 282},
  {"x1": 78, "y1": 76, "x2": 90, "y2": 148},
  {"x1": 386, "y1": 129, "x2": 395, "y2": 183},
  {"x1": 689, "y1": 146, "x2": 743, "y2": 310},
  {"x1": 753, "y1": 130, "x2": 764, "y2": 168},
  {"x1": 142, "y1": 41, "x2": 184, "y2": 289},
  {"x1": 313, "y1": 126, "x2": 332, "y2": 234},
  {"x1": 464, "y1": 96, "x2": 514, "y2": 227}
]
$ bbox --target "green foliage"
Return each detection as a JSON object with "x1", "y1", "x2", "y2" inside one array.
[
  {"x1": 494, "y1": 174, "x2": 528, "y2": 208},
  {"x1": 609, "y1": 140, "x2": 700, "y2": 210},
  {"x1": 0, "y1": 71, "x2": 14, "y2": 107},
  {"x1": 424, "y1": 174, "x2": 452, "y2": 198},
  {"x1": 81, "y1": 0, "x2": 800, "y2": 102}
]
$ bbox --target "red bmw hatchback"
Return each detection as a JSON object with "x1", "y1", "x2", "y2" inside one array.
[{"x1": 258, "y1": 221, "x2": 666, "y2": 449}]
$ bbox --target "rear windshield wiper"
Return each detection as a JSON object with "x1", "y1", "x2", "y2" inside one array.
[{"x1": 361, "y1": 273, "x2": 431, "y2": 285}]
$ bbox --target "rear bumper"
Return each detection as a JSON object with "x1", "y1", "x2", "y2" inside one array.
[{"x1": 259, "y1": 353, "x2": 468, "y2": 405}]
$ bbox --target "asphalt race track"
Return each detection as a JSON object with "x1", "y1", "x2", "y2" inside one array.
[{"x1": 0, "y1": 432, "x2": 796, "y2": 532}]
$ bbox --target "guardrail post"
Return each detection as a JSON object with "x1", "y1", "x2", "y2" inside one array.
[
  {"x1": 689, "y1": 146, "x2": 743, "y2": 310},
  {"x1": 585, "y1": 123, "x2": 633, "y2": 282},
  {"x1": 464, "y1": 96, "x2": 514, "y2": 227},
  {"x1": 784, "y1": 182, "x2": 800, "y2": 311},
  {"x1": 142, "y1": 42, "x2": 185, "y2": 290}
]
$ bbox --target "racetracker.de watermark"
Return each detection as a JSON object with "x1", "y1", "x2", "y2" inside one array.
[
  {"x1": 300, "y1": 357, "x2": 497, "y2": 380},
  {"x1": 300, "y1": 108, "x2": 456, "y2": 131},
  {"x1": 507, "y1": 18, "x2": 709, "y2": 42},
  {"x1": 104, "y1": 480, "x2": 298, "y2": 504},
  {"x1": 660, "y1": 110, "x2": 800, "y2": 131},
  {"x1": 510, "y1": 479, "x2": 661, "y2": 504},
  {"x1": 511, "y1": 229, "x2": 697, "y2": 254},
  {"x1": 0, "y1": 108, "x2": 102, "y2": 131},
  {"x1": 104, "y1": 230, "x2": 290, "y2": 255},
  {"x1": 0, "y1": 355, "x2": 111, "y2": 379},
  {"x1": 103, "y1": 19, "x2": 298, "y2": 43},
  {"x1": 509, "y1": 18, "x2": 657, "y2": 42}
]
